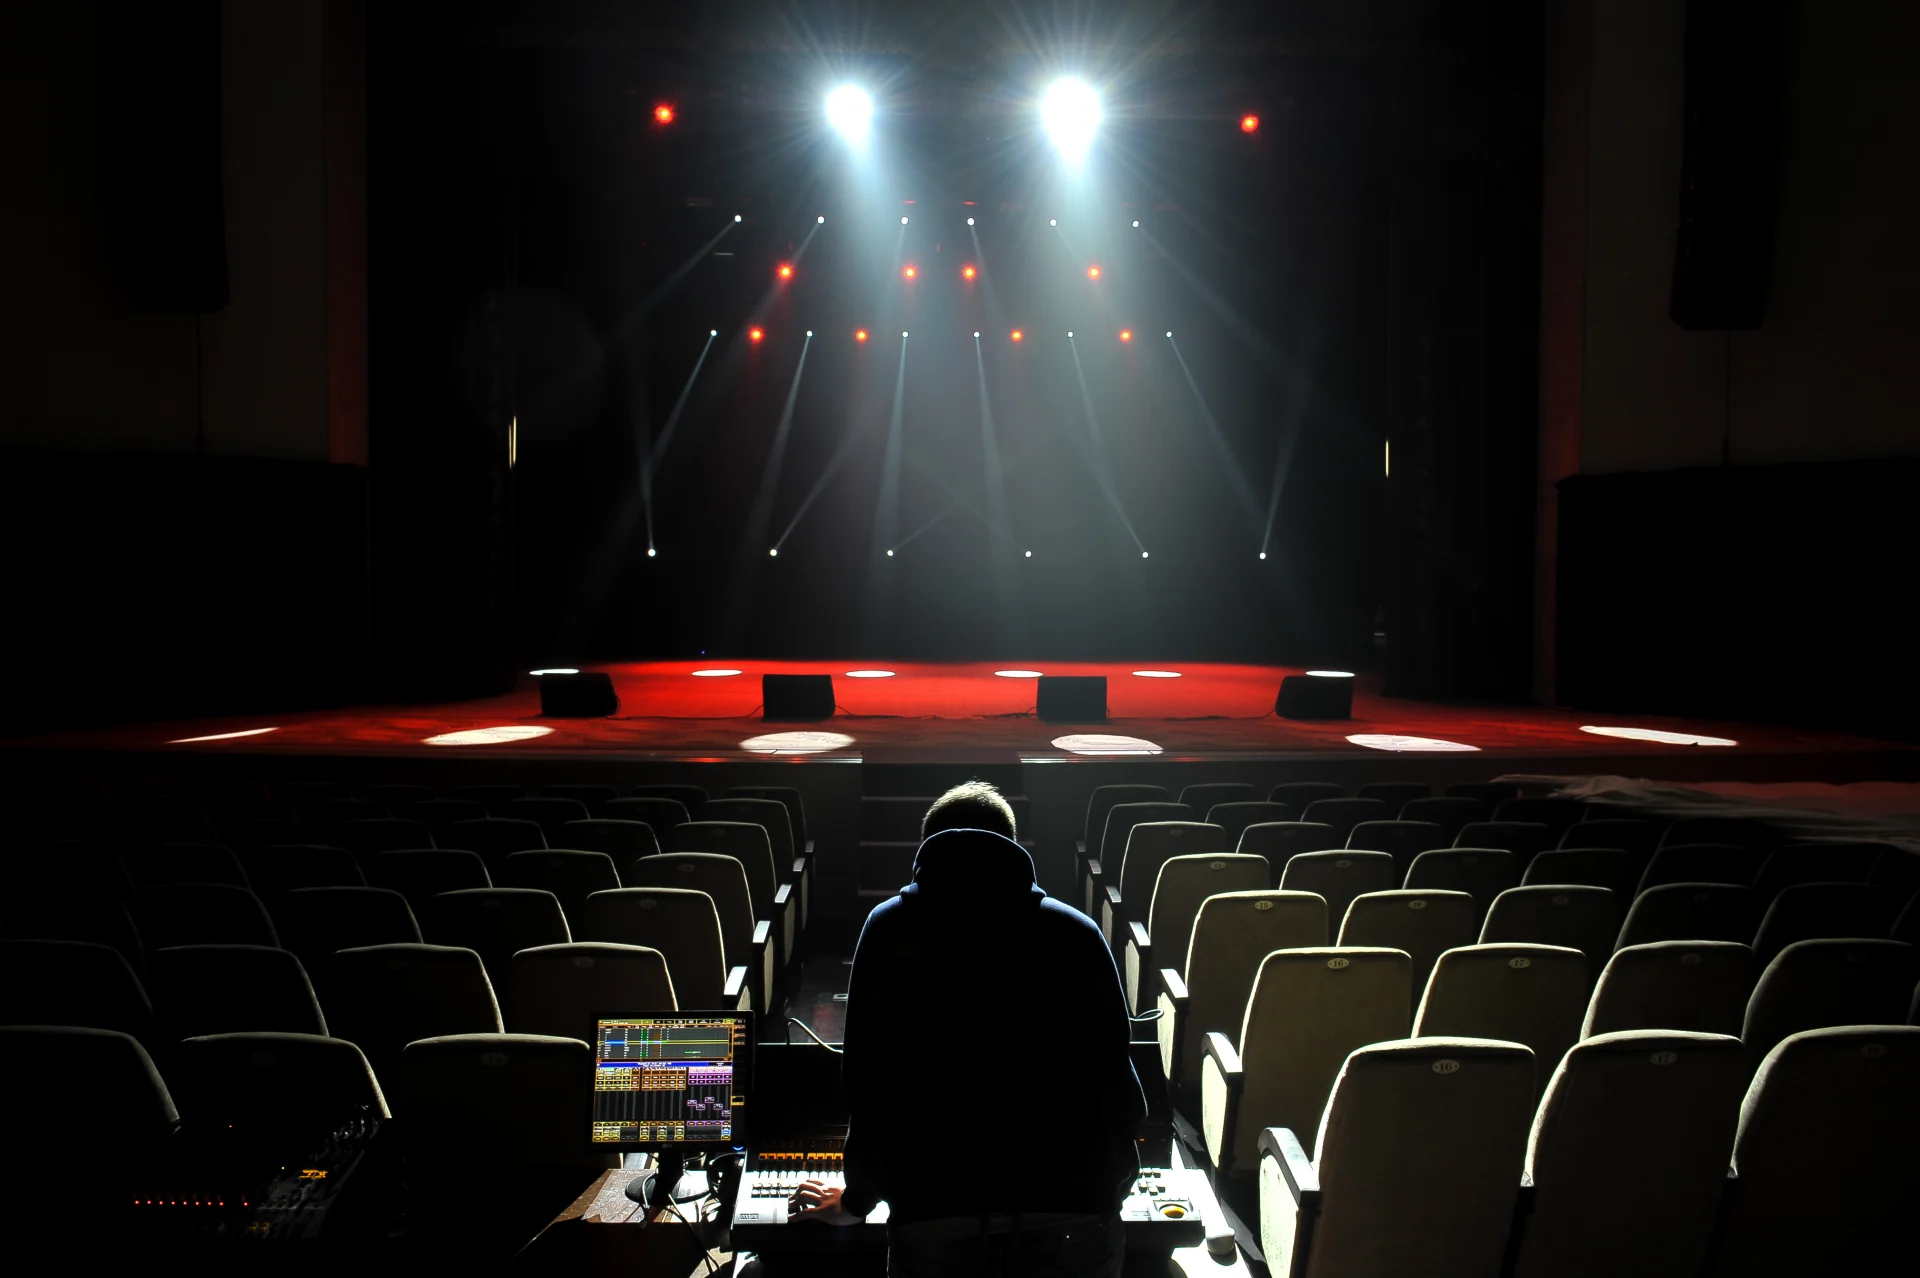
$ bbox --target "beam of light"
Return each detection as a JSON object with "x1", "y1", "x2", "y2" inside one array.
[
  {"x1": 599, "y1": 216, "x2": 739, "y2": 355},
  {"x1": 1040, "y1": 78, "x2": 1100, "y2": 160},
  {"x1": 891, "y1": 498, "x2": 963, "y2": 551},
  {"x1": 168, "y1": 727, "x2": 279, "y2": 744},
  {"x1": 734, "y1": 336, "x2": 814, "y2": 616},
  {"x1": 825, "y1": 84, "x2": 873, "y2": 146},
  {"x1": 1166, "y1": 333, "x2": 1263, "y2": 533},
  {"x1": 867, "y1": 332, "x2": 912, "y2": 565},
  {"x1": 1066, "y1": 336, "x2": 1146, "y2": 554}
]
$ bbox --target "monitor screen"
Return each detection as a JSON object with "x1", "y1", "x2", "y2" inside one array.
[{"x1": 591, "y1": 1012, "x2": 752, "y2": 1148}]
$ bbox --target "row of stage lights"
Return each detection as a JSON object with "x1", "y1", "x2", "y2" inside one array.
[
  {"x1": 733, "y1": 328, "x2": 1166, "y2": 344},
  {"x1": 774, "y1": 252, "x2": 1115, "y2": 282},
  {"x1": 655, "y1": 80, "x2": 1261, "y2": 156}
]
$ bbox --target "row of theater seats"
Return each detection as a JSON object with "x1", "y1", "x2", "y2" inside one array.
[
  {"x1": 1, "y1": 782, "x2": 815, "y2": 1014},
  {"x1": 1254, "y1": 1024, "x2": 1918, "y2": 1278},
  {"x1": 1, "y1": 1021, "x2": 625, "y2": 1253}
]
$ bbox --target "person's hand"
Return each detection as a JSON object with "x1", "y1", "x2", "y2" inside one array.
[{"x1": 787, "y1": 1179, "x2": 861, "y2": 1226}]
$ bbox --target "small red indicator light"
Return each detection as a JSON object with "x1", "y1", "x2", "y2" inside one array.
[
  {"x1": 654, "y1": 104, "x2": 676, "y2": 125},
  {"x1": 961, "y1": 264, "x2": 976, "y2": 280},
  {"x1": 903, "y1": 265, "x2": 917, "y2": 280},
  {"x1": 1120, "y1": 329, "x2": 1133, "y2": 343},
  {"x1": 1241, "y1": 114, "x2": 1259, "y2": 133},
  {"x1": 854, "y1": 329, "x2": 868, "y2": 343},
  {"x1": 776, "y1": 262, "x2": 793, "y2": 280},
  {"x1": 749, "y1": 327, "x2": 764, "y2": 343},
  {"x1": 1087, "y1": 265, "x2": 1101, "y2": 280},
  {"x1": 1010, "y1": 329, "x2": 1024, "y2": 343}
]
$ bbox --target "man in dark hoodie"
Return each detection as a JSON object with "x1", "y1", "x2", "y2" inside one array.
[{"x1": 788, "y1": 780, "x2": 1146, "y2": 1277}]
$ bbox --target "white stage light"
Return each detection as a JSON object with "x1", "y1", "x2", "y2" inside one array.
[
  {"x1": 1165, "y1": 331, "x2": 1172, "y2": 338},
  {"x1": 973, "y1": 331, "x2": 980, "y2": 338},
  {"x1": 1041, "y1": 78, "x2": 1101, "y2": 160},
  {"x1": 1024, "y1": 550, "x2": 1032, "y2": 558},
  {"x1": 647, "y1": 548, "x2": 657, "y2": 557},
  {"x1": 1049, "y1": 218, "x2": 1058, "y2": 227},
  {"x1": 1348, "y1": 734, "x2": 1480, "y2": 753},
  {"x1": 1258, "y1": 551, "x2": 1267, "y2": 560},
  {"x1": 425, "y1": 725, "x2": 554, "y2": 747},
  {"x1": 710, "y1": 329, "x2": 718, "y2": 336},
  {"x1": 967, "y1": 216, "x2": 975, "y2": 226},
  {"x1": 1579, "y1": 725, "x2": 1739, "y2": 747},
  {"x1": 901, "y1": 215, "x2": 909, "y2": 225},
  {"x1": 825, "y1": 84, "x2": 873, "y2": 144},
  {"x1": 1141, "y1": 550, "x2": 1150, "y2": 559},
  {"x1": 769, "y1": 548, "x2": 779, "y2": 557},
  {"x1": 902, "y1": 330, "x2": 909, "y2": 337},
  {"x1": 806, "y1": 330, "x2": 813, "y2": 337},
  {"x1": 817, "y1": 215, "x2": 825, "y2": 224},
  {"x1": 1132, "y1": 219, "x2": 1140, "y2": 228},
  {"x1": 740, "y1": 730, "x2": 855, "y2": 755},
  {"x1": 1067, "y1": 331, "x2": 1074, "y2": 338},
  {"x1": 1052, "y1": 733, "x2": 1162, "y2": 756},
  {"x1": 734, "y1": 215, "x2": 742, "y2": 223},
  {"x1": 886, "y1": 549, "x2": 894, "y2": 557},
  {"x1": 529, "y1": 668, "x2": 579, "y2": 676}
]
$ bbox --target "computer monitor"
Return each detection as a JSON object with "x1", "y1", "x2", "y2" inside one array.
[{"x1": 592, "y1": 1011, "x2": 752, "y2": 1157}]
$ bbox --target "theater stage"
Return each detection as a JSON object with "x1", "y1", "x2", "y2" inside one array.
[{"x1": 11, "y1": 660, "x2": 1911, "y2": 783}]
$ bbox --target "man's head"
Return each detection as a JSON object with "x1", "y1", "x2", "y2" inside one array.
[{"x1": 922, "y1": 780, "x2": 1017, "y2": 841}]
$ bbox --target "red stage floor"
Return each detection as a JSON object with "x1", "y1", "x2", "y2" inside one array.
[{"x1": 11, "y1": 661, "x2": 1910, "y2": 774}]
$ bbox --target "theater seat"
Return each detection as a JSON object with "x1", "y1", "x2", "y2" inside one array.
[
  {"x1": 1337, "y1": 890, "x2": 1477, "y2": 1011},
  {"x1": 499, "y1": 849, "x2": 623, "y2": 932},
  {"x1": 443, "y1": 817, "x2": 548, "y2": 869},
  {"x1": 1453, "y1": 821, "x2": 1552, "y2": 870},
  {"x1": 704, "y1": 797, "x2": 808, "y2": 938},
  {"x1": 1299, "y1": 798, "x2": 1388, "y2": 846},
  {"x1": 1177, "y1": 782, "x2": 1257, "y2": 814},
  {"x1": 1523, "y1": 848, "x2": 1637, "y2": 901},
  {"x1": 560, "y1": 819, "x2": 660, "y2": 863},
  {"x1": 1480, "y1": 885, "x2": 1622, "y2": 979},
  {"x1": 1638, "y1": 844, "x2": 1757, "y2": 894},
  {"x1": 630, "y1": 783, "x2": 709, "y2": 813},
  {"x1": 151, "y1": 943, "x2": 327, "y2": 1040},
  {"x1": 1353, "y1": 781, "x2": 1431, "y2": 816},
  {"x1": 507, "y1": 942, "x2": 677, "y2": 1041},
  {"x1": 1708, "y1": 1026, "x2": 1920, "y2": 1277},
  {"x1": 1741, "y1": 938, "x2": 1917, "y2": 1062},
  {"x1": 600, "y1": 797, "x2": 692, "y2": 849},
  {"x1": 238, "y1": 844, "x2": 367, "y2": 901},
  {"x1": 1616, "y1": 883, "x2": 1761, "y2": 950},
  {"x1": 1121, "y1": 851, "x2": 1268, "y2": 1012},
  {"x1": 1559, "y1": 817, "x2": 1661, "y2": 858},
  {"x1": 624, "y1": 853, "x2": 771, "y2": 1012},
  {"x1": 171, "y1": 1031, "x2": 389, "y2": 1134},
  {"x1": 1279, "y1": 851, "x2": 1396, "y2": 934},
  {"x1": 1238, "y1": 822, "x2": 1340, "y2": 881},
  {"x1": 446, "y1": 784, "x2": 527, "y2": 815},
  {"x1": 137, "y1": 883, "x2": 278, "y2": 949},
  {"x1": 0, "y1": 938, "x2": 153, "y2": 1041},
  {"x1": 581, "y1": 887, "x2": 746, "y2": 1011},
  {"x1": 1158, "y1": 890, "x2": 1328, "y2": 1091},
  {"x1": 0, "y1": 886, "x2": 146, "y2": 971},
  {"x1": 1750, "y1": 843, "x2": 1883, "y2": 900},
  {"x1": 669, "y1": 821, "x2": 792, "y2": 972},
  {"x1": 425, "y1": 888, "x2": 571, "y2": 993},
  {"x1": 329, "y1": 818, "x2": 436, "y2": 856},
  {"x1": 501, "y1": 797, "x2": 592, "y2": 842},
  {"x1": 276, "y1": 886, "x2": 422, "y2": 972},
  {"x1": 1268, "y1": 781, "x2": 1345, "y2": 811},
  {"x1": 1257, "y1": 1037, "x2": 1534, "y2": 1278},
  {"x1": 325, "y1": 943, "x2": 503, "y2": 1102},
  {"x1": 1206, "y1": 802, "x2": 1295, "y2": 851},
  {"x1": 1403, "y1": 849, "x2": 1518, "y2": 926},
  {"x1": 1101, "y1": 822, "x2": 1228, "y2": 951},
  {"x1": 1581, "y1": 940, "x2": 1756, "y2": 1039},
  {"x1": 370, "y1": 849, "x2": 492, "y2": 914},
  {"x1": 1081, "y1": 784, "x2": 1170, "y2": 859},
  {"x1": 1750, "y1": 882, "x2": 1906, "y2": 968},
  {"x1": 1345, "y1": 820, "x2": 1448, "y2": 879},
  {"x1": 1399, "y1": 796, "x2": 1489, "y2": 841},
  {"x1": 122, "y1": 842, "x2": 250, "y2": 890},
  {"x1": 1493, "y1": 797, "x2": 1586, "y2": 838},
  {"x1": 0, "y1": 1026, "x2": 178, "y2": 1228},
  {"x1": 1512, "y1": 1030, "x2": 1746, "y2": 1278},
  {"x1": 1414, "y1": 943, "x2": 1587, "y2": 1097},
  {"x1": 1201, "y1": 947, "x2": 1410, "y2": 1176},
  {"x1": 1088, "y1": 802, "x2": 1192, "y2": 918}
]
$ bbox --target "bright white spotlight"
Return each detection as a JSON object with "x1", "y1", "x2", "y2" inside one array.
[
  {"x1": 1024, "y1": 550, "x2": 1032, "y2": 558},
  {"x1": 734, "y1": 215, "x2": 742, "y2": 223},
  {"x1": 806, "y1": 330, "x2": 813, "y2": 338},
  {"x1": 901, "y1": 215, "x2": 910, "y2": 225},
  {"x1": 769, "y1": 548, "x2": 779, "y2": 557},
  {"x1": 1258, "y1": 551, "x2": 1267, "y2": 560},
  {"x1": 973, "y1": 331, "x2": 980, "y2": 338},
  {"x1": 1049, "y1": 218, "x2": 1058, "y2": 227},
  {"x1": 1041, "y1": 78, "x2": 1101, "y2": 160},
  {"x1": 1132, "y1": 219, "x2": 1140, "y2": 228},
  {"x1": 1067, "y1": 331, "x2": 1074, "y2": 338},
  {"x1": 967, "y1": 216, "x2": 975, "y2": 226},
  {"x1": 885, "y1": 549, "x2": 894, "y2": 557},
  {"x1": 817, "y1": 215, "x2": 825, "y2": 224},
  {"x1": 647, "y1": 548, "x2": 657, "y2": 558},
  {"x1": 902, "y1": 330, "x2": 909, "y2": 337},
  {"x1": 1141, "y1": 550, "x2": 1150, "y2": 559},
  {"x1": 710, "y1": 329, "x2": 718, "y2": 337},
  {"x1": 825, "y1": 84, "x2": 873, "y2": 144},
  {"x1": 1165, "y1": 331, "x2": 1173, "y2": 338}
]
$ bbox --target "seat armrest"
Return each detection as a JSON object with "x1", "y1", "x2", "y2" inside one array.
[
  {"x1": 753, "y1": 918, "x2": 772, "y2": 947},
  {"x1": 724, "y1": 964, "x2": 749, "y2": 1004},
  {"x1": 1128, "y1": 919, "x2": 1151, "y2": 953},
  {"x1": 1076, "y1": 838, "x2": 1087, "y2": 857},
  {"x1": 774, "y1": 882, "x2": 792, "y2": 907},
  {"x1": 1156, "y1": 969, "x2": 1189, "y2": 1083},
  {"x1": 1122, "y1": 921, "x2": 1154, "y2": 1014},
  {"x1": 1257, "y1": 1126, "x2": 1322, "y2": 1278},
  {"x1": 1204, "y1": 1030, "x2": 1242, "y2": 1078},
  {"x1": 1257, "y1": 1127, "x2": 1318, "y2": 1200},
  {"x1": 790, "y1": 857, "x2": 807, "y2": 880}
]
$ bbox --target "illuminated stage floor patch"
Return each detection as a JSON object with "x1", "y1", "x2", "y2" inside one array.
[
  {"x1": 425, "y1": 726, "x2": 555, "y2": 746},
  {"x1": 1346, "y1": 733, "x2": 1480, "y2": 752},
  {"x1": 1580, "y1": 725, "x2": 1738, "y2": 747},
  {"x1": 739, "y1": 731, "x2": 856, "y2": 754},
  {"x1": 1052, "y1": 734, "x2": 1164, "y2": 755}
]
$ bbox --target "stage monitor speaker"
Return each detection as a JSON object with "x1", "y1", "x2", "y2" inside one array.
[
  {"x1": 539, "y1": 671, "x2": 618, "y2": 718},
  {"x1": 1036, "y1": 676, "x2": 1108, "y2": 722},
  {"x1": 1668, "y1": 0, "x2": 1786, "y2": 331},
  {"x1": 1276, "y1": 672, "x2": 1354, "y2": 720},
  {"x1": 763, "y1": 674, "x2": 835, "y2": 721}
]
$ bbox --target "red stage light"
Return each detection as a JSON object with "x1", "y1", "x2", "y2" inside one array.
[
  {"x1": 903, "y1": 264, "x2": 917, "y2": 280},
  {"x1": 776, "y1": 262, "x2": 793, "y2": 280},
  {"x1": 1010, "y1": 329, "x2": 1024, "y2": 343},
  {"x1": 1241, "y1": 113, "x2": 1259, "y2": 133},
  {"x1": 654, "y1": 104, "x2": 676, "y2": 125},
  {"x1": 749, "y1": 327, "x2": 764, "y2": 343},
  {"x1": 1087, "y1": 265, "x2": 1101, "y2": 280},
  {"x1": 961, "y1": 264, "x2": 976, "y2": 280},
  {"x1": 855, "y1": 329, "x2": 869, "y2": 343},
  {"x1": 1120, "y1": 329, "x2": 1133, "y2": 343}
]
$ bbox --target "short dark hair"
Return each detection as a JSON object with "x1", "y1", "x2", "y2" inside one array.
[{"x1": 922, "y1": 780, "x2": 1017, "y2": 840}]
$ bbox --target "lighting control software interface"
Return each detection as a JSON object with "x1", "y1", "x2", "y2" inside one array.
[{"x1": 593, "y1": 1016, "x2": 747, "y2": 1145}]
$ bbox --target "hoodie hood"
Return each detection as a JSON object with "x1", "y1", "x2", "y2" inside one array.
[{"x1": 904, "y1": 827, "x2": 1042, "y2": 903}]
